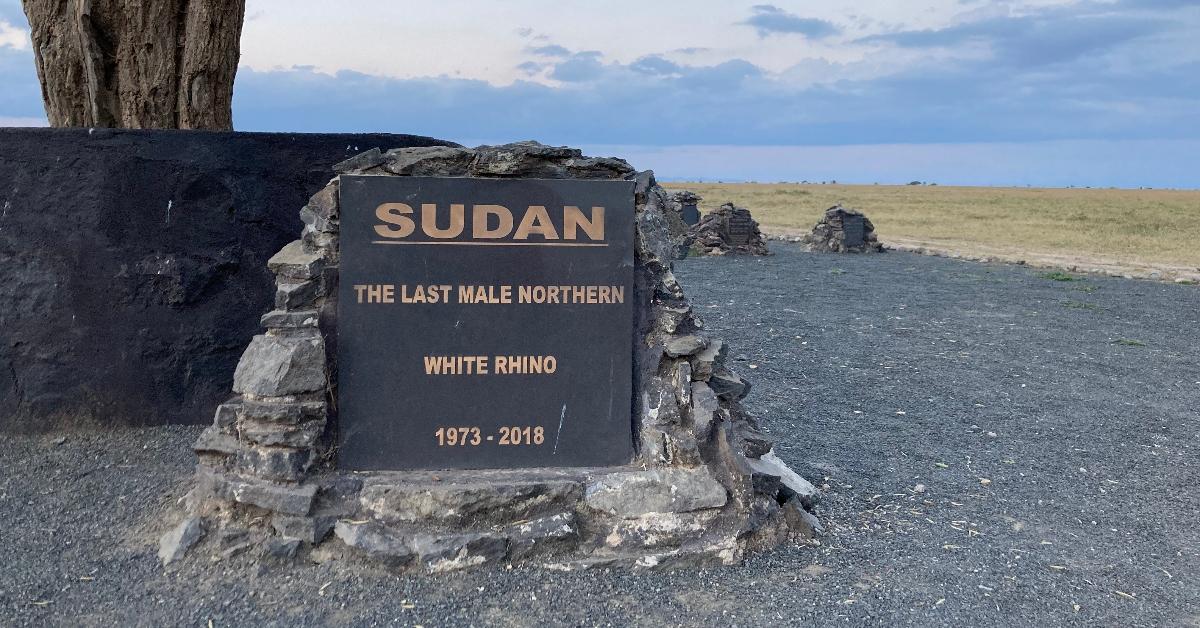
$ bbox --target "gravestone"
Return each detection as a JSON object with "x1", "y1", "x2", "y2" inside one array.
[
  {"x1": 686, "y1": 203, "x2": 771, "y2": 256},
  {"x1": 337, "y1": 176, "x2": 635, "y2": 470},
  {"x1": 726, "y1": 210, "x2": 755, "y2": 247},
  {"x1": 801, "y1": 204, "x2": 884, "y2": 253},
  {"x1": 841, "y1": 214, "x2": 866, "y2": 248},
  {"x1": 660, "y1": 189, "x2": 704, "y2": 257},
  {"x1": 674, "y1": 190, "x2": 702, "y2": 226},
  {"x1": 167, "y1": 142, "x2": 818, "y2": 572}
]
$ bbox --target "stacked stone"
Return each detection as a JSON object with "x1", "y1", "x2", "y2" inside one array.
[
  {"x1": 164, "y1": 179, "x2": 344, "y2": 563},
  {"x1": 686, "y1": 203, "x2": 771, "y2": 256},
  {"x1": 672, "y1": 190, "x2": 702, "y2": 210},
  {"x1": 801, "y1": 204, "x2": 884, "y2": 253},
  {"x1": 164, "y1": 141, "x2": 818, "y2": 570},
  {"x1": 659, "y1": 190, "x2": 702, "y2": 258}
]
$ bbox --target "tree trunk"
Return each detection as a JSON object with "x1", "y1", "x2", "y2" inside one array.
[{"x1": 22, "y1": 0, "x2": 245, "y2": 130}]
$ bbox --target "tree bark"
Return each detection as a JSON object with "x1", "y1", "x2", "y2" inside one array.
[{"x1": 22, "y1": 0, "x2": 245, "y2": 130}]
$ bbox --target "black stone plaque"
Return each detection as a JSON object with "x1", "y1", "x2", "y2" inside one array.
[
  {"x1": 681, "y1": 203, "x2": 700, "y2": 226},
  {"x1": 727, "y1": 211, "x2": 754, "y2": 246},
  {"x1": 337, "y1": 176, "x2": 635, "y2": 471},
  {"x1": 842, "y1": 214, "x2": 866, "y2": 248}
]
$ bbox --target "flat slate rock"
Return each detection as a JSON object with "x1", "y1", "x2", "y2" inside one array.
[
  {"x1": 232, "y1": 335, "x2": 326, "y2": 397},
  {"x1": 584, "y1": 468, "x2": 728, "y2": 517},
  {"x1": 746, "y1": 450, "x2": 820, "y2": 507},
  {"x1": 158, "y1": 516, "x2": 205, "y2": 565},
  {"x1": 200, "y1": 469, "x2": 318, "y2": 516},
  {"x1": 358, "y1": 468, "x2": 599, "y2": 526},
  {"x1": 334, "y1": 521, "x2": 415, "y2": 568},
  {"x1": 411, "y1": 532, "x2": 510, "y2": 573}
]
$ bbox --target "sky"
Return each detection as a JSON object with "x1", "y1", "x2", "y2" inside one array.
[{"x1": 1, "y1": 0, "x2": 1198, "y2": 187}]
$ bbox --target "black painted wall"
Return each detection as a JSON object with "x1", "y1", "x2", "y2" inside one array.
[{"x1": 0, "y1": 128, "x2": 455, "y2": 431}]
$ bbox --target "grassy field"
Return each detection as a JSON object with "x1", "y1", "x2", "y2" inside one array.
[{"x1": 669, "y1": 183, "x2": 1200, "y2": 269}]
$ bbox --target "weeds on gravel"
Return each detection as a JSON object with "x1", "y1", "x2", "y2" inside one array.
[
  {"x1": 1112, "y1": 338, "x2": 1147, "y2": 347},
  {"x1": 1039, "y1": 271, "x2": 1081, "y2": 282},
  {"x1": 1062, "y1": 300, "x2": 1101, "y2": 310},
  {"x1": 830, "y1": 268, "x2": 846, "y2": 275},
  {"x1": 1071, "y1": 284, "x2": 1099, "y2": 293}
]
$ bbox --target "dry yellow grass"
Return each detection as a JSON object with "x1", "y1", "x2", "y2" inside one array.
[{"x1": 670, "y1": 183, "x2": 1200, "y2": 269}]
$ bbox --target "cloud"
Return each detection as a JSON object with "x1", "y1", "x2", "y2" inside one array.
[
  {"x1": 547, "y1": 51, "x2": 606, "y2": 82},
  {"x1": 1, "y1": 0, "x2": 1196, "y2": 169},
  {"x1": 527, "y1": 44, "x2": 571, "y2": 58},
  {"x1": 0, "y1": 1, "x2": 25, "y2": 27},
  {"x1": 630, "y1": 55, "x2": 682, "y2": 76},
  {"x1": 685, "y1": 59, "x2": 762, "y2": 88},
  {"x1": 229, "y1": 54, "x2": 780, "y2": 144},
  {"x1": 516, "y1": 61, "x2": 545, "y2": 76},
  {"x1": 0, "y1": 44, "x2": 42, "y2": 117},
  {"x1": 861, "y1": 3, "x2": 1179, "y2": 68},
  {"x1": 0, "y1": 115, "x2": 46, "y2": 126},
  {"x1": 224, "y1": 37, "x2": 1199, "y2": 150},
  {"x1": 539, "y1": 49, "x2": 763, "y2": 89},
  {"x1": 0, "y1": 20, "x2": 28, "y2": 50},
  {"x1": 1118, "y1": 0, "x2": 1200, "y2": 9},
  {"x1": 0, "y1": 0, "x2": 30, "y2": 51},
  {"x1": 741, "y1": 5, "x2": 840, "y2": 39}
]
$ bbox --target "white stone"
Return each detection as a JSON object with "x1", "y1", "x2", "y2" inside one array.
[{"x1": 747, "y1": 450, "x2": 819, "y2": 505}]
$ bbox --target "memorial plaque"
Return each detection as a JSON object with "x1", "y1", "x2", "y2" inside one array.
[
  {"x1": 681, "y1": 203, "x2": 700, "y2": 226},
  {"x1": 337, "y1": 176, "x2": 635, "y2": 471},
  {"x1": 727, "y1": 211, "x2": 754, "y2": 246},
  {"x1": 842, "y1": 214, "x2": 866, "y2": 248}
]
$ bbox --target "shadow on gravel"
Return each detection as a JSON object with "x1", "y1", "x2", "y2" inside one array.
[{"x1": 2, "y1": 244, "x2": 1197, "y2": 627}]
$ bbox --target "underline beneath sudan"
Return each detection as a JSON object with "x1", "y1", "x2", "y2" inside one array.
[{"x1": 370, "y1": 241, "x2": 609, "y2": 248}]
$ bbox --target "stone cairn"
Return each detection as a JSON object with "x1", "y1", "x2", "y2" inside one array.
[
  {"x1": 661, "y1": 190, "x2": 703, "y2": 257},
  {"x1": 671, "y1": 191, "x2": 702, "y2": 219},
  {"x1": 686, "y1": 203, "x2": 770, "y2": 256},
  {"x1": 161, "y1": 141, "x2": 819, "y2": 571},
  {"x1": 801, "y1": 204, "x2": 884, "y2": 253}
]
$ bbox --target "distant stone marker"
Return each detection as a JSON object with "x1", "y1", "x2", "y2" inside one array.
[
  {"x1": 802, "y1": 204, "x2": 884, "y2": 253},
  {"x1": 726, "y1": 209, "x2": 756, "y2": 246},
  {"x1": 841, "y1": 213, "x2": 866, "y2": 248},
  {"x1": 673, "y1": 190, "x2": 702, "y2": 226},
  {"x1": 659, "y1": 189, "x2": 704, "y2": 257},
  {"x1": 687, "y1": 203, "x2": 771, "y2": 256}
]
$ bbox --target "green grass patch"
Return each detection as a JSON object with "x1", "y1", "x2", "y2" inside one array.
[{"x1": 1039, "y1": 271, "x2": 1081, "y2": 282}]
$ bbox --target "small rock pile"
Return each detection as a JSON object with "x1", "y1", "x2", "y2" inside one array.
[
  {"x1": 670, "y1": 190, "x2": 703, "y2": 227},
  {"x1": 686, "y1": 203, "x2": 770, "y2": 256},
  {"x1": 161, "y1": 142, "x2": 818, "y2": 573},
  {"x1": 802, "y1": 204, "x2": 884, "y2": 253},
  {"x1": 659, "y1": 190, "x2": 703, "y2": 257}
]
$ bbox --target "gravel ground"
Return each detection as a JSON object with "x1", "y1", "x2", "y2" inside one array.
[{"x1": 2, "y1": 244, "x2": 1198, "y2": 627}]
